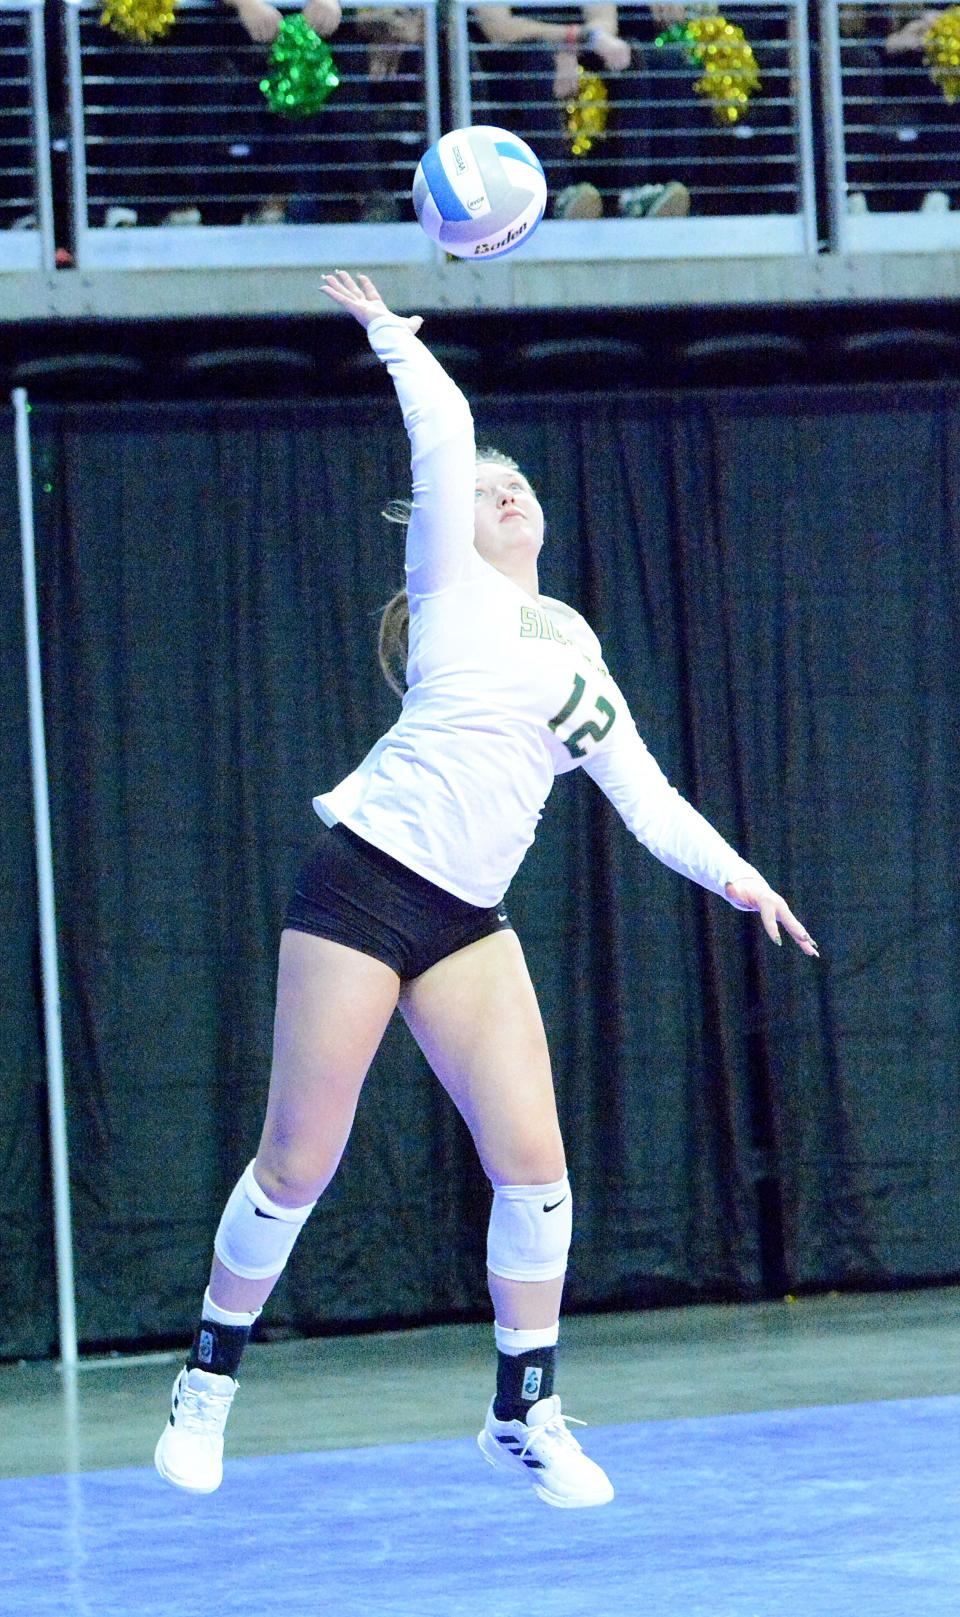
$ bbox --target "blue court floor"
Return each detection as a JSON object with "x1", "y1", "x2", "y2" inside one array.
[{"x1": 7, "y1": 1394, "x2": 960, "y2": 1617}]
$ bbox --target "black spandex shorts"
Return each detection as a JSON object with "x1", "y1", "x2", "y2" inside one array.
[{"x1": 283, "y1": 822, "x2": 513, "y2": 980}]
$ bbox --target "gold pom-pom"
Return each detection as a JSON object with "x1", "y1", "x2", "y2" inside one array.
[
  {"x1": 565, "y1": 67, "x2": 609, "y2": 157},
  {"x1": 925, "y1": 5, "x2": 960, "y2": 102},
  {"x1": 101, "y1": 0, "x2": 175, "y2": 42},
  {"x1": 685, "y1": 14, "x2": 760, "y2": 124}
]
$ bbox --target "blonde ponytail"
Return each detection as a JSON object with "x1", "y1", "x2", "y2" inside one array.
[{"x1": 378, "y1": 589, "x2": 410, "y2": 697}]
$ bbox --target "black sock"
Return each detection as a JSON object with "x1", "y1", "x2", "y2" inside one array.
[
  {"x1": 494, "y1": 1344, "x2": 557, "y2": 1423},
  {"x1": 186, "y1": 1318, "x2": 251, "y2": 1380}
]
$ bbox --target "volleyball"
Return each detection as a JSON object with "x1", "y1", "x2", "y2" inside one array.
[{"x1": 412, "y1": 126, "x2": 547, "y2": 260}]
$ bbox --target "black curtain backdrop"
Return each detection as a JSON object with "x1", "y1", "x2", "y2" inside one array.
[{"x1": 4, "y1": 381, "x2": 959, "y2": 1358}]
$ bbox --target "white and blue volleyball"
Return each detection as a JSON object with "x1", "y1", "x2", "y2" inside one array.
[{"x1": 412, "y1": 126, "x2": 546, "y2": 260}]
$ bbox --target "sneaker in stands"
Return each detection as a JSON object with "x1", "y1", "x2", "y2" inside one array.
[
  {"x1": 162, "y1": 206, "x2": 202, "y2": 227},
  {"x1": 554, "y1": 182, "x2": 603, "y2": 221},
  {"x1": 104, "y1": 206, "x2": 137, "y2": 228},
  {"x1": 241, "y1": 199, "x2": 286, "y2": 225},
  {"x1": 920, "y1": 190, "x2": 950, "y2": 213},
  {"x1": 154, "y1": 1366, "x2": 238, "y2": 1493},
  {"x1": 477, "y1": 1394, "x2": 614, "y2": 1508},
  {"x1": 618, "y1": 181, "x2": 690, "y2": 219}
]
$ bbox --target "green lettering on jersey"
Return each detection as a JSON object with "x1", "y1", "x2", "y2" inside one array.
[
  {"x1": 547, "y1": 676, "x2": 618, "y2": 760},
  {"x1": 519, "y1": 605, "x2": 571, "y2": 645},
  {"x1": 565, "y1": 694, "x2": 617, "y2": 759},
  {"x1": 548, "y1": 673, "x2": 586, "y2": 735}
]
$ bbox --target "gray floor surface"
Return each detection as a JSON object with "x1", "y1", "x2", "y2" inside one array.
[{"x1": 5, "y1": 1286, "x2": 959, "y2": 1480}]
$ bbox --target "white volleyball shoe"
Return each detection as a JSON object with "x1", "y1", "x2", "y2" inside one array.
[
  {"x1": 477, "y1": 1394, "x2": 614, "y2": 1508},
  {"x1": 154, "y1": 1365, "x2": 238, "y2": 1494}
]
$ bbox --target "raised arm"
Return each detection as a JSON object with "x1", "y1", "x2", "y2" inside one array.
[
  {"x1": 474, "y1": 4, "x2": 583, "y2": 44},
  {"x1": 583, "y1": 713, "x2": 818, "y2": 955},
  {"x1": 321, "y1": 270, "x2": 477, "y2": 596}
]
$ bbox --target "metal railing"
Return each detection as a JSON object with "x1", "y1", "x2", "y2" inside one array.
[
  {"x1": 450, "y1": 0, "x2": 818, "y2": 258},
  {"x1": 4, "y1": 0, "x2": 959, "y2": 276},
  {"x1": 0, "y1": 0, "x2": 55, "y2": 271},
  {"x1": 63, "y1": 0, "x2": 441, "y2": 268},
  {"x1": 821, "y1": 0, "x2": 960, "y2": 253}
]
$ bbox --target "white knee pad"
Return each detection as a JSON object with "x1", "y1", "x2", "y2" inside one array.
[
  {"x1": 213, "y1": 1161, "x2": 317, "y2": 1281},
  {"x1": 486, "y1": 1177, "x2": 572, "y2": 1283}
]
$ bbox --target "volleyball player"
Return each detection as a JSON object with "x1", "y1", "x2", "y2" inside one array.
[{"x1": 154, "y1": 271, "x2": 818, "y2": 1508}]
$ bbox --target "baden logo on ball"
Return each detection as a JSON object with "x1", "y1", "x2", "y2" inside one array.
[{"x1": 412, "y1": 126, "x2": 547, "y2": 261}]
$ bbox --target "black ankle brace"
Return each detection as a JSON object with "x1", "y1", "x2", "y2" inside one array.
[
  {"x1": 493, "y1": 1344, "x2": 557, "y2": 1422},
  {"x1": 186, "y1": 1318, "x2": 251, "y2": 1379}
]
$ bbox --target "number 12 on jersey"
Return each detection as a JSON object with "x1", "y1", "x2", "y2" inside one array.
[{"x1": 548, "y1": 673, "x2": 617, "y2": 759}]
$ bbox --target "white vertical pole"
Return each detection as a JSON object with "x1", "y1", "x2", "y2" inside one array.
[{"x1": 12, "y1": 387, "x2": 79, "y2": 1367}]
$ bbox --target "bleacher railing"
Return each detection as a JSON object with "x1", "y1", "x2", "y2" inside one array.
[
  {"x1": 0, "y1": 0, "x2": 55, "y2": 272},
  {"x1": 63, "y1": 0, "x2": 818, "y2": 270},
  {"x1": 820, "y1": 0, "x2": 960, "y2": 254},
  {"x1": 6, "y1": 0, "x2": 960, "y2": 275},
  {"x1": 63, "y1": 0, "x2": 442, "y2": 269},
  {"x1": 450, "y1": 0, "x2": 818, "y2": 259}
]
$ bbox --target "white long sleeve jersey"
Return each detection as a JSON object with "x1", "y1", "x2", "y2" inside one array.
[{"x1": 315, "y1": 314, "x2": 760, "y2": 910}]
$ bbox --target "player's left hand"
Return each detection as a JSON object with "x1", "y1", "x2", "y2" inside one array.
[{"x1": 725, "y1": 877, "x2": 820, "y2": 957}]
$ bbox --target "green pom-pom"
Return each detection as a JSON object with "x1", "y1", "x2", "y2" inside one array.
[
  {"x1": 260, "y1": 15, "x2": 340, "y2": 118},
  {"x1": 654, "y1": 22, "x2": 692, "y2": 48}
]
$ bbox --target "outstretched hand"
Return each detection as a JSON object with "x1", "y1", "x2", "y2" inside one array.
[
  {"x1": 320, "y1": 269, "x2": 423, "y2": 334},
  {"x1": 725, "y1": 877, "x2": 820, "y2": 957}
]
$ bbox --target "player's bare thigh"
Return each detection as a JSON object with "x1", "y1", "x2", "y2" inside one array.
[
  {"x1": 398, "y1": 928, "x2": 566, "y2": 1186},
  {"x1": 255, "y1": 928, "x2": 401, "y2": 1204}
]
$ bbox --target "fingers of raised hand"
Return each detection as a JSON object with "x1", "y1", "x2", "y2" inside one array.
[
  {"x1": 321, "y1": 271, "x2": 419, "y2": 333},
  {"x1": 320, "y1": 269, "x2": 353, "y2": 304},
  {"x1": 323, "y1": 268, "x2": 363, "y2": 299},
  {"x1": 357, "y1": 273, "x2": 384, "y2": 302},
  {"x1": 320, "y1": 269, "x2": 380, "y2": 315}
]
